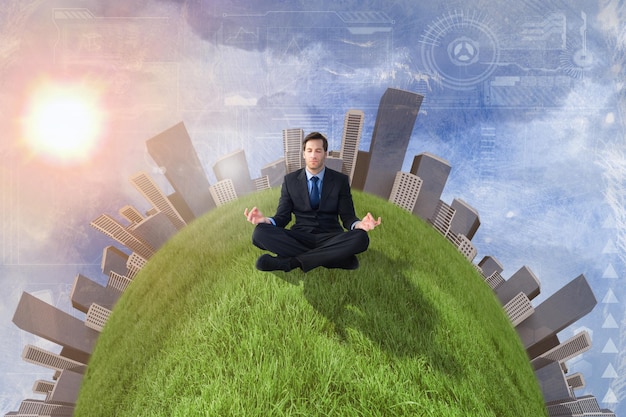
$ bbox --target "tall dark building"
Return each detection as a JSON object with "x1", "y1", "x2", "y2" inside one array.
[
  {"x1": 351, "y1": 151, "x2": 371, "y2": 191},
  {"x1": 450, "y1": 198, "x2": 480, "y2": 240},
  {"x1": 410, "y1": 152, "x2": 451, "y2": 222},
  {"x1": 515, "y1": 274, "x2": 597, "y2": 358},
  {"x1": 12, "y1": 292, "x2": 99, "y2": 364},
  {"x1": 495, "y1": 265, "x2": 541, "y2": 305},
  {"x1": 363, "y1": 88, "x2": 423, "y2": 199},
  {"x1": 70, "y1": 274, "x2": 122, "y2": 313},
  {"x1": 146, "y1": 122, "x2": 215, "y2": 219},
  {"x1": 213, "y1": 149, "x2": 254, "y2": 197}
]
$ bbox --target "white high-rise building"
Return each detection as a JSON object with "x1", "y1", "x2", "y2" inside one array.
[
  {"x1": 210, "y1": 179, "x2": 238, "y2": 206},
  {"x1": 546, "y1": 394, "x2": 615, "y2": 417},
  {"x1": 32, "y1": 380, "x2": 55, "y2": 396},
  {"x1": 565, "y1": 372, "x2": 585, "y2": 391},
  {"x1": 531, "y1": 331, "x2": 592, "y2": 370},
  {"x1": 283, "y1": 128, "x2": 304, "y2": 174},
  {"x1": 253, "y1": 175, "x2": 271, "y2": 191},
  {"x1": 90, "y1": 214, "x2": 155, "y2": 260},
  {"x1": 484, "y1": 270, "x2": 505, "y2": 291},
  {"x1": 21, "y1": 345, "x2": 87, "y2": 374},
  {"x1": 119, "y1": 204, "x2": 144, "y2": 225},
  {"x1": 126, "y1": 253, "x2": 148, "y2": 279},
  {"x1": 340, "y1": 109, "x2": 364, "y2": 183},
  {"x1": 453, "y1": 234, "x2": 477, "y2": 262},
  {"x1": 130, "y1": 171, "x2": 186, "y2": 230},
  {"x1": 13, "y1": 399, "x2": 73, "y2": 417},
  {"x1": 389, "y1": 171, "x2": 422, "y2": 212},
  {"x1": 107, "y1": 271, "x2": 132, "y2": 293},
  {"x1": 430, "y1": 200, "x2": 455, "y2": 237}
]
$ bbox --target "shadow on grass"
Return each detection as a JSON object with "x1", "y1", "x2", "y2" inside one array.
[{"x1": 300, "y1": 248, "x2": 463, "y2": 378}]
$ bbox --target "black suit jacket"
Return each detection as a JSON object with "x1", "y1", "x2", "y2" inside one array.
[{"x1": 272, "y1": 167, "x2": 359, "y2": 233}]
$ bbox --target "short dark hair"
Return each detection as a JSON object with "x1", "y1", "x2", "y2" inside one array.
[{"x1": 302, "y1": 131, "x2": 328, "y2": 152}]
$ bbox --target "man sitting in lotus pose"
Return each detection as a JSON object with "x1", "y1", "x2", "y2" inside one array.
[{"x1": 244, "y1": 131, "x2": 381, "y2": 272}]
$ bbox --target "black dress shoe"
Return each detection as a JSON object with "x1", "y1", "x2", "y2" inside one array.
[
  {"x1": 328, "y1": 255, "x2": 359, "y2": 270},
  {"x1": 256, "y1": 254, "x2": 299, "y2": 272}
]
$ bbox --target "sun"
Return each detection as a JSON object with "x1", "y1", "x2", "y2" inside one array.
[{"x1": 21, "y1": 79, "x2": 107, "y2": 164}]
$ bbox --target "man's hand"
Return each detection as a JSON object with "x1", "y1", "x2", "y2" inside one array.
[
  {"x1": 354, "y1": 212, "x2": 381, "y2": 231},
  {"x1": 244, "y1": 207, "x2": 270, "y2": 225}
]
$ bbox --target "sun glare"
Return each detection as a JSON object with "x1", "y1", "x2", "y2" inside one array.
[{"x1": 21, "y1": 80, "x2": 107, "y2": 164}]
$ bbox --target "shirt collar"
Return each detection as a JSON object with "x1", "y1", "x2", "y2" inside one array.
[{"x1": 306, "y1": 167, "x2": 326, "y2": 182}]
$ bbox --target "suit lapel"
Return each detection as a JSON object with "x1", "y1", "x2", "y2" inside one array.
[
  {"x1": 296, "y1": 169, "x2": 311, "y2": 208},
  {"x1": 320, "y1": 168, "x2": 335, "y2": 208}
]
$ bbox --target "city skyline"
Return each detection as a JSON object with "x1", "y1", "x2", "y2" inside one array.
[{"x1": 3, "y1": 90, "x2": 615, "y2": 414}]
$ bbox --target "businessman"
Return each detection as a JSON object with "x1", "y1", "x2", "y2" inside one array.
[{"x1": 244, "y1": 131, "x2": 381, "y2": 272}]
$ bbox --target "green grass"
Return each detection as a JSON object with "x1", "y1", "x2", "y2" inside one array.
[{"x1": 74, "y1": 189, "x2": 547, "y2": 417}]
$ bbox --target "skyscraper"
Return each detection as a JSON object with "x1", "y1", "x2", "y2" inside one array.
[
  {"x1": 531, "y1": 331, "x2": 592, "y2": 370},
  {"x1": 484, "y1": 270, "x2": 505, "y2": 291},
  {"x1": 213, "y1": 148, "x2": 254, "y2": 197},
  {"x1": 534, "y1": 360, "x2": 573, "y2": 403},
  {"x1": 430, "y1": 200, "x2": 455, "y2": 237},
  {"x1": 32, "y1": 380, "x2": 55, "y2": 396},
  {"x1": 566, "y1": 372, "x2": 585, "y2": 391},
  {"x1": 283, "y1": 128, "x2": 304, "y2": 174},
  {"x1": 546, "y1": 394, "x2": 615, "y2": 416},
  {"x1": 47, "y1": 369, "x2": 83, "y2": 406},
  {"x1": 126, "y1": 252, "x2": 148, "y2": 279},
  {"x1": 388, "y1": 171, "x2": 422, "y2": 212},
  {"x1": 70, "y1": 273, "x2": 122, "y2": 313},
  {"x1": 351, "y1": 150, "x2": 371, "y2": 190},
  {"x1": 146, "y1": 122, "x2": 215, "y2": 219},
  {"x1": 12, "y1": 292, "x2": 99, "y2": 363},
  {"x1": 453, "y1": 234, "x2": 477, "y2": 262},
  {"x1": 118, "y1": 205, "x2": 144, "y2": 225},
  {"x1": 515, "y1": 274, "x2": 597, "y2": 357},
  {"x1": 253, "y1": 175, "x2": 271, "y2": 191},
  {"x1": 106, "y1": 271, "x2": 132, "y2": 293},
  {"x1": 128, "y1": 211, "x2": 178, "y2": 250},
  {"x1": 210, "y1": 179, "x2": 238, "y2": 206},
  {"x1": 85, "y1": 303, "x2": 112, "y2": 333},
  {"x1": 325, "y1": 156, "x2": 343, "y2": 172},
  {"x1": 130, "y1": 171, "x2": 186, "y2": 230},
  {"x1": 495, "y1": 265, "x2": 541, "y2": 305},
  {"x1": 502, "y1": 291, "x2": 535, "y2": 326},
  {"x1": 410, "y1": 152, "x2": 451, "y2": 222},
  {"x1": 261, "y1": 158, "x2": 286, "y2": 187},
  {"x1": 8, "y1": 399, "x2": 74, "y2": 417},
  {"x1": 450, "y1": 198, "x2": 480, "y2": 240},
  {"x1": 340, "y1": 109, "x2": 364, "y2": 184},
  {"x1": 100, "y1": 245, "x2": 129, "y2": 277},
  {"x1": 21, "y1": 345, "x2": 87, "y2": 374},
  {"x1": 363, "y1": 88, "x2": 423, "y2": 199},
  {"x1": 90, "y1": 214, "x2": 155, "y2": 260},
  {"x1": 477, "y1": 256, "x2": 504, "y2": 278}
]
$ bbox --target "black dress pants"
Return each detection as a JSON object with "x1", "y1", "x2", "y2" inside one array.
[{"x1": 252, "y1": 223, "x2": 369, "y2": 272}]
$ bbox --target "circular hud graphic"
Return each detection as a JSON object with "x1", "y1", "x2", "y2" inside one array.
[
  {"x1": 560, "y1": 42, "x2": 596, "y2": 79},
  {"x1": 420, "y1": 11, "x2": 499, "y2": 90}
]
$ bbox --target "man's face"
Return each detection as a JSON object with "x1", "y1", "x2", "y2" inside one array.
[{"x1": 303, "y1": 138, "x2": 327, "y2": 174}]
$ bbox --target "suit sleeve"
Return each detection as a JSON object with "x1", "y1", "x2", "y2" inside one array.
[
  {"x1": 271, "y1": 179, "x2": 294, "y2": 228},
  {"x1": 337, "y1": 174, "x2": 360, "y2": 230}
]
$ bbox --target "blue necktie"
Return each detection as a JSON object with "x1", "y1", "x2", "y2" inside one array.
[{"x1": 310, "y1": 176, "x2": 320, "y2": 210}]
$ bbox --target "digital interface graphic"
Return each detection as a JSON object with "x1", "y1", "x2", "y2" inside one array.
[{"x1": 0, "y1": 0, "x2": 624, "y2": 414}]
